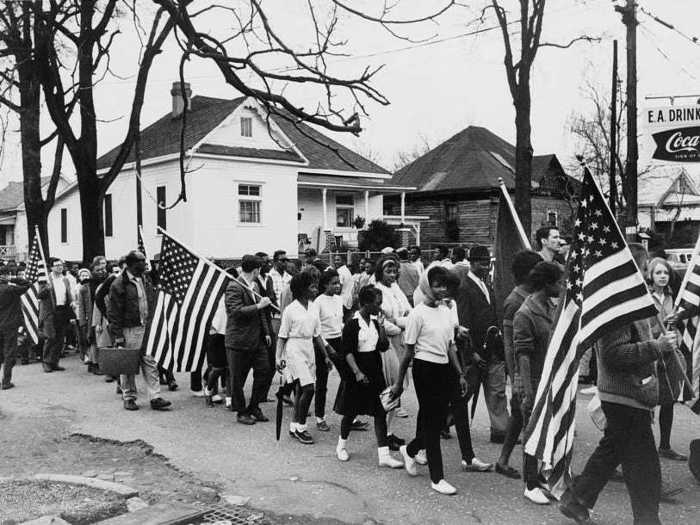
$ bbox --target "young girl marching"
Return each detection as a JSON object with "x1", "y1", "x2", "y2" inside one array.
[
  {"x1": 647, "y1": 257, "x2": 687, "y2": 462},
  {"x1": 313, "y1": 269, "x2": 344, "y2": 431},
  {"x1": 334, "y1": 285, "x2": 404, "y2": 468},
  {"x1": 276, "y1": 270, "x2": 334, "y2": 445},
  {"x1": 391, "y1": 266, "x2": 469, "y2": 495}
]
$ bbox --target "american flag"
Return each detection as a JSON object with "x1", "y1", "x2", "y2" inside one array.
[
  {"x1": 675, "y1": 243, "x2": 700, "y2": 413},
  {"x1": 523, "y1": 166, "x2": 658, "y2": 496},
  {"x1": 137, "y1": 225, "x2": 147, "y2": 258},
  {"x1": 144, "y1": 232, "x2": 231, "y2": 371},
  {"x1": 20, "y1": 234, "x2": 48, "y2": 344}
]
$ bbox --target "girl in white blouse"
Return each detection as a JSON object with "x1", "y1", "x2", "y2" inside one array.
[{"x1": 373, "y1": 255, "x2": 412, "y2": 450}]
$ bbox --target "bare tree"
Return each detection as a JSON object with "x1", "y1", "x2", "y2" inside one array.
[
  {"x1": 150, "y1": 1, "x2": 460, "y2": 189},
  {"x1": 0, "y1": 1, "x2": 66, "y2": 255},
  {"x1": 391, "y1": 134, "x2": 433, "y2": 171},
  {"x1": 29, "y1": 1, "x2": 175, "y2": 263},
  {"x1": 569, "y1": 80, "x2": 651, "y2": 219},
  {"x1": 488, "y1": 0, "x2": 598, "y2": 237}
]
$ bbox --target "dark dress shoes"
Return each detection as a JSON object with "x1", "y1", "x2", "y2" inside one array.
[
  {"x1": 495, "y1": 462, "x2": 521, "y2": 479},
  {"x1": 42, "y1": 363, "x2": 54, "y2": 373},
  {"x1": 1, "y1": 382, "x2": 15, "y2": 390},
  {"x1": 559, "y1": 489, "x2": 590, "y2": 523},
  {"x1": 52, "y1": 365, "x2": 66, "y2": 372},
  {"x1": 150, "y1": 398, "x2": 172, "y2": 411},
  {"x1": 250, "y1": 408, "x2": 269, "y2": 422},
  {"x1": 123, "y1": 399, "x2": 139, "y2": 411},
  {"x1": 237, "y1": 413, "x2": 256, "y2": 425}
]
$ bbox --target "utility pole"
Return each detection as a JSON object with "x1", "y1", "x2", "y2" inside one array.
[
  {"x1": 615, "y1": 0, "x2": 638, "y2": 240},
  {"x1": 609, "y1": 40, "x2": 618, "y2": 216}
]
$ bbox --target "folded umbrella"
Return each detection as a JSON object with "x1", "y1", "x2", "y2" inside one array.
[{"x1": 275, "y1": 363, "x2": 287, "y2": 441}]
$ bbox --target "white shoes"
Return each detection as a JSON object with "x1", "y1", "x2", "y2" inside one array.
[
  {"x1": 399, "y1": 445, "x2": 418, "y2": 476},
  {"x1": 192, "y1": 390, "x2": 206, "y2": 398},
  {"x1": 524, "y1": 486, "x2": 550, "y2": 505},
  {"x1": 336, "y1": 438, "x2": 349, "y2": 462},
  {"x1": 431, "y1": 479, "x2": 457, "y2": 495},
  {"x1": 378, "y1": 446, "x2": 404, "y2": 468},
  {"x1": 462, "y1": 457, "x2": 493, "y2": 472},
  {"x1": 415, "y1": 449, "x2": 428, "y2": 465}
]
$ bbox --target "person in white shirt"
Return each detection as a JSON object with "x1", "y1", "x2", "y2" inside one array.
[
  {"x1": 276, "y1": 271, "x2": 335, "y2": 445},
  {"x1": 409, "y1": 246, "x2": 424, "y2": 276},
  {"x1": 390, "y1": 266, "x2": 469, "y2": 496},
  {"x1": 313, "y1": 269, "x2": 344, "y2": 431},
  {"x1": 333, "y1": 254, "x2": 354, "y2": 319},
  {"x1": 38, "y1": 258, "x2": 74, "y2": 373},
  {"x1": 269, "y1": 250, "x2": 292, "y2": 305}
]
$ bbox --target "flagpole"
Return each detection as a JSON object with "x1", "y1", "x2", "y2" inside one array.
[
  {"x1": 498, "y1": 178, "x2": 531, "y2": 250},
  {"x1": 156, "y1": 226, "x2": 280, "y2": 313}
]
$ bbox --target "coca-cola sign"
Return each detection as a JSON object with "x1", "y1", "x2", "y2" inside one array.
[{"x1": 652, "y1": 126, "x2": 700, "y2": 162}]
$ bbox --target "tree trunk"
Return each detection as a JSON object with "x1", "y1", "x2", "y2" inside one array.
[
  {"x1": 513, "y1": 78, "x2": 533, "y2": 240},
  {"x1": 17, "y1": 60, "x2": 50, "y2": 258},
  {"x1": 74, "y1": 157, "x2": 105, "y2": 265}
]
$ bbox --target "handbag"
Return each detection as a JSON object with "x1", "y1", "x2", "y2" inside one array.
[{"x1": 379, "y1": 387, "x2": 401, "y2": 412}]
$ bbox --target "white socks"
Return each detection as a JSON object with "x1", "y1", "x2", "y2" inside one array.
[
  {"x1": 378, "y1": 446, "x2": 404, "y2": 468},
  {"x1": 336, "y1": 438, "x2": 349, "y2": 461}
]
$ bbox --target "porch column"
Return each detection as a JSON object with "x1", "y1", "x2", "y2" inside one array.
[
  {"x1": 364, "y1": 190, "x2": 369, "y2": 227},
  {"x1": 322, "y1": 188, "x2": 329, "y2": 231},
  {"x1": 400, "y1": 192, "x2": 406, "y2": 224}
]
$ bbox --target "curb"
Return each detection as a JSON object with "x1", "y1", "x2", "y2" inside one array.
[{"x1": 33, "y1": 474, "x2": 139, "y2": 498}]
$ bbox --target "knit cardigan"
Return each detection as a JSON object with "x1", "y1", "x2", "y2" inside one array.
[{"x1": 596, "y1": 319, "x2": 660, "y2": 410}]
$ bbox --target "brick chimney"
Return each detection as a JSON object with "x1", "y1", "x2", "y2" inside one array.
[{"x1": 170, "y1": 81, "x2": 192, "y2": 118}]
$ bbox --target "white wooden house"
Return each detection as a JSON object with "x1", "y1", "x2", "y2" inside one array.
[{"x1": 26, "y1": 83, "x2": 415, "y2": 261}]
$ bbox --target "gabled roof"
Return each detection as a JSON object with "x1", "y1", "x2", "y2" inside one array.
[
  {"x1": 97, "y1": 96, "x2": 246, "y2": 170},
  {"x1": 0, "y1": 176, "x2": 57, "y2": 212},
  {"x1": 390, "y1": 126, "x2": 572, "y2": 194},
  {"x1": 96, "y1": 95, "x2": 389, "y2": 175},
  {"x1": 639, "y1": 166, "x2": 700, "y2": 207}
]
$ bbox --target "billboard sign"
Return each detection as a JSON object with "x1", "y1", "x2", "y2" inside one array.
[{"x1": 645, "y1": 105, "x2": 700, "y2": 163}]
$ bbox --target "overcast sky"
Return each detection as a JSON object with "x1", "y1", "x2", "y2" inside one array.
[{"x1": 1, "y1": 0, "x2": 699, "y2": 188}]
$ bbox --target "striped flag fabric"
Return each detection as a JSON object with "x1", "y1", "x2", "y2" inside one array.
[
  {"x1": 523, "y1": 166, "x2": 658, "y2": 496},
  {"x1": 144, "y1": 232, "x2": 231, "y2": 372},
  {"x1": 675, "y1": 246, "x2": 700, "y2": 413},
  {"x1": 20, "y1": 234, "x2": 48, "y2": 344}
]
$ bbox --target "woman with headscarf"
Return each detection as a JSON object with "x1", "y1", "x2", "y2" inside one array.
[{"x1": 373, "y1": 254, "x2": 412, "y2": 449}]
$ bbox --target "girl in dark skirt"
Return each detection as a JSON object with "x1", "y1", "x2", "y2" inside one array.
[{"x1": 334, "y1": 285, "x2": 404, "y2": 468}]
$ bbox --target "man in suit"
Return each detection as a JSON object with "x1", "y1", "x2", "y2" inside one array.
[
  {"x1": 0, "y1": 265, "x2": 31, "y2": 388},
  {"x1": 38, "y1": 258, "x2": 74, "y2": 373},
  {"x1": 454, "y1": 245, "x2": 508, "y2": 443},
  {"x1": 226, "y1": 254, "x2": 272, "y2": 425},
  {"x1": 256, "y1": 251, "x2": 279, "y2": 400}
]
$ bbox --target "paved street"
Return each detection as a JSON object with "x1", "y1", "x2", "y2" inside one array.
[{"x1": 1, "y1": 355, "x2": 698, "y2": 524}]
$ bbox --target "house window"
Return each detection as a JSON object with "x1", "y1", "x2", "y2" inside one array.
[
  {"x1": 336, "y1": 194, "x2": 354, "y2": 227},
  {"x1": 240, "y1": 117, "x2": 252, "y2": 137},
  {"x1": 445, "y1": 202, "x2": 458, "y2": 222},
  {"x1": 60, "y1": 208, "x2": 68, "y2": 243},
  {"x1": 238, "y1": 183, "x2": 262, "y2": 224},
  {"x1": 157, "y1": 186, "x2": 167, "y2": 232},
  {"x1": 104, "y1": 194, "x2": 113, "y2": 237},
  {"x1": 547, "y1": 210, "x2": 558, "y2": 227}
]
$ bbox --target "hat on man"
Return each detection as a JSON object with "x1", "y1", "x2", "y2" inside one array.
[{"x1": 468, "y1": 245, "x2": 490, "y2": 261}]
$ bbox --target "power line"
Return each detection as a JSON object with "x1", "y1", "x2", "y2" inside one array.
[
  {"x1": 639, "y1": 22, "x2": 698, "y2": 81},
  {"x1": 638, "y1": 3, "x2": 700, "y2": 47}
]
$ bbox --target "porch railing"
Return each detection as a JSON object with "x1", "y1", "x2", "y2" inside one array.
[{"x1": 0, "y1": 245, "x2": 17, "y2": 259}]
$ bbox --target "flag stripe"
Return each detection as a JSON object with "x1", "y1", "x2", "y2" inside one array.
[{"x1": 143, "y1": 233, "x2": 231, "y2": 373}]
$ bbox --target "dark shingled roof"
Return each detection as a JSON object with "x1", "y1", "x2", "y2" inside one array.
[
  {"x1": 96, "y1": 95, "x2": 389, "y2": 175},
  {"x1": 390, "y1": 126, "x2": 571, "y2": 194},
  {"x1": 0, "y1": 176, "x2": 55, "y2": 212},
  {"x1": 97, "y1": 96, "x2": 245, "y2": 170}
]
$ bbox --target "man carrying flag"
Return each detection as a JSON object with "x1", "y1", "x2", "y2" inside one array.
[
  {"x1": 520, "y1": 165, "x2": 674, "y2": 525},
  {"x1": 0, "y1": 265, "x2": 31, "y2": 389}
]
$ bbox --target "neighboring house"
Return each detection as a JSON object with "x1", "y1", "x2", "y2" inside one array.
[
  {"x1": 0, "y1": 176, "x2": 71, "y2": 260},
  {"x1": 39, "y1": 82, "x2": 414, "y2": 262},
  {"x1": 638, "y1": 166, "x2": 700, "y2": 247},
  {"x1": 385, "y1": 126, "x2": 577, "y2": 249}
]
